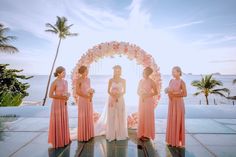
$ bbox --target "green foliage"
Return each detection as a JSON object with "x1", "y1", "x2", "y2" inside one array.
[
  {"x1": 45, "y1": 16, "x2": 78, "y2": 39},
  {"x1": 0, "y1": 64, "x2": 32, "y2": 106},
  {"x1": 233, "y1": 79, "x2": 236, "y2": 84},
  {"x1": 191, "y1": 74, "x2": 230, "y2": 105},
  {"x1": 0, "y1": 23, "x2": 18, "y2": 53}
]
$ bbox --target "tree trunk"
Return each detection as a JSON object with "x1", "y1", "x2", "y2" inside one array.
[
  {"x1": 42, "y1": 38, "x2": 62, "y2": 106},
  {"x1": 205, "y1": 95, "x2": 209, "y2": 105}
]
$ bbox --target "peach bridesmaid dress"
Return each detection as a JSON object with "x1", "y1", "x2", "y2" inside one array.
[
  {"x1": 166, "y1": 79, "x2": 185, "y2": 147},
  {"x1": 137, "y1": 79, "x2": 156, "y2": 140},
  {"x1": 48, "y1": 80, "x2": 71, "y2": 148},
  {"x1": 77, "y1": 78, "x2": 94, "y2": 141}
]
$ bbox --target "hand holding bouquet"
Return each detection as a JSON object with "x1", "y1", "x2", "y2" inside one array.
[
  {"x1": 111, "y1": 87, "x2": 120, "y2": 102},
  {"x1": 87, "y1": 88, "x2": 95, "y2": 102}
]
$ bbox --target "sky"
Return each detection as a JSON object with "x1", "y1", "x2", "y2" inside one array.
[{"x1": 0, "y1": 0, "x2": 236, "y2": 75}]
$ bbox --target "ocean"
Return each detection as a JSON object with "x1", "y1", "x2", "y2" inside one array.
[{"x1": 22, "y1": 74, "x2": 236, "y2": 112}]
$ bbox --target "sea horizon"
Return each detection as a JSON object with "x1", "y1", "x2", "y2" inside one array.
[{"x1": 22, "y1": 74, "x2": 236, "y2": 110}]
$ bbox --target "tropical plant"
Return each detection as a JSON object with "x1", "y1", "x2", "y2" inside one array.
[
  {"x1": 0, "y1": 64, "x2": 33, "y2": 107},
  {"x1": 233, "y1": 79, "x2": 236, "y2": 84},
  {"x1": 0, "y1": 23, "x2": 18, "y2": 53},
  {"x1": 42, "y1": 16, "x2": 78, "y2": 106},
  {"x1": 227, "y1": 79, "x2": 236, "y2": 101},
  {"x1": 191, "y1": 74, "x2": 230, "y2": 105}
]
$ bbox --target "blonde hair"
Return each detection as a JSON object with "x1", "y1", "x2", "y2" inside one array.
[
  {"x1": 113, "y1": 65, "x2": 121, "y2": 70},
  {"x1": 172, "y1": 66, "x2": 182, "y2": 76}
]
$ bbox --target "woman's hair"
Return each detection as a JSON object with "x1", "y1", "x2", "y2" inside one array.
[
  {"x1": 113, "y1": 65, "x2": 121, "y2": 70},
  {"x1": 54, "y1": 66, "x2": 65, "y2": 77},
  {"x1": 78, "y1": 65, "x2": 87, "y2": 74},
  {"x1": 172, "y1": 66, "x2": 182, "y2": 76},
  {"x1": 144, "y1": 67, "x2": 153, "y2": 76}
]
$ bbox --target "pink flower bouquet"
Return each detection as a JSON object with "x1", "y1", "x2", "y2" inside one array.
[
  {"x1": 111, "y1": 87, "x2": 120, "y2": 102},
  {"x1": 87, "y1": 88, "x2": 95, "y2": 102}
]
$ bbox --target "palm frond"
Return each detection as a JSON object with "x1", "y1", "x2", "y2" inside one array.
[
  {"x1": 0, "y1": 24, "x2": 18, "y2": 53},
  {"x1": 210, "y1": 91, "x2": 227, "y2": 97},
  {"x1": 45, "y1": 23, "x2": 58, "y2": 33},
  {"x1": 0, "y1": 44, "x2": 18, "y2": 53},
  {"x1": 211, "y1": 88, "x2": 230, "y2": 96},
  {"x1": 193, "y1": 91, "x2": 203, "y2": 96},
  {"x1": 45, "y1": 16, "x2": 77, "y2": 39},
  {"x1": 45, "y1": 29, "x2": 58, "y2": 34},
  {"x1": 233, "y1": 79, "x2": 236, "y2": 84}
]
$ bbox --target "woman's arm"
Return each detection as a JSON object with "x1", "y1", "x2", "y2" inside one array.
[
  {"x1": 121, "y1": 79, "x2": 126, "y2": 96},
  {"x1": 171, "y1": 80, "x2": 187, "y2": 97},
  {"x1": 76, "y1": 79, "x2": 89, "y2": 98},
  {"x1": 108, "y1": 79, "x2": 113, "y2": 96},
  {"x1": 144, "y1": 80, "x2": 158, "y2": 98},
  {"x1": 49, "y1": 81, "x2": 67, "y2": 100}
]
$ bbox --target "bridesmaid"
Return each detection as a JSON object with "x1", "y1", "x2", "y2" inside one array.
[
  {"x1": 137, "y1": 67, "x2": 158, "y2": 141},
  {"x1": 48, "y1": 66, "x2": 71, "y2": 148},
  {"x1": 166, "y1": 66, "x2": 187, "y2": 147},
  {"x1": 76, "y1": 66, "x2": 95, "y2": 142}
]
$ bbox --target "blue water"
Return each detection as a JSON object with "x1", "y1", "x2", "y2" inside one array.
[{"x1": 23, "y1": 75, "x2": 236, "y2": 110}]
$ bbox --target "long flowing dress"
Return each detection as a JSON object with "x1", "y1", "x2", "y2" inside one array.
[
  {"x1": 166, "y1": 79, "x2": 185, "y2": 147},
  {"x1": 137, "y1": 78, "x2": 156, "y2": 140},
  {"x1": 77, "y1": 78, "x2": 94, "y2": 141},
  {"x1": 106, "y1": 81, "x2": 128, "y2": 141},
  {"x1": 48, "y1": 79, "x2": 71, "y2": 148}
]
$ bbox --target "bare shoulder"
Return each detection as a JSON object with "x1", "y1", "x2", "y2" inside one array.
[
  {"x1": 51, "y1": 79, "x2": 57, "y2": 87},
  {"x1": 121, "y1": 78, "x2": 126, "y2": 83},
  {"x1": 181, "y1": 79, "x2": 186, "y2": 85},
  {"x1": 180, "y1": 79, "x2": 186, "y2": 87}
]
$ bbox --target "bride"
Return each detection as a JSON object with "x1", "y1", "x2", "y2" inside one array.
[{"x1": 95, "y1": 65, "x2": 128, "y2": 141}]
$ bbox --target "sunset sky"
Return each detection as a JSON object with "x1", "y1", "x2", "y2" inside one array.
[{"x1": 0, "y1": 0, "x2": 236, "y2": 75}]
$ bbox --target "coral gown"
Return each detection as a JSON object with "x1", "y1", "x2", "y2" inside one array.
[
  {"x1": 48, "y1": 79, "x2": 71, "y2": 148},
  {"x1": 137, "y1": 78, "x2": 156, "y2": 140},
  {"x1": 77, "y1": 78, "x2": 94, "y2": 141},
  {"x1": 166, "y1": 79, "x2": 185, "y2": 147}
]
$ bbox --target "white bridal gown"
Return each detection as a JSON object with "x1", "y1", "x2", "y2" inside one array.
[{"x1": 95, "y1": 81, "x2": 128, "y2": 142}]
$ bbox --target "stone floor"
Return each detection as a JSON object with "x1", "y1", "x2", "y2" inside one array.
[{"x1": 0, "y1": 105, "x2": 236, "y2": 157}]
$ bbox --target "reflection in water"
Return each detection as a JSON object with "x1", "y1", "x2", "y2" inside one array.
[
  {"x1": 137, "y1": 139, "x2": 158, "y2": 157},
  {"x1": 106, "y1": 139, "x2": 128, "y2": 157},
  {"x1": 75, "y1": 139, "x2": 95, "y2": 157},
  {"x1": 48, "y1": 145, "x2": 70, "y2": 157},
  {"x1": 167, "y1": 146, "x2": 185, "y2": 157}
]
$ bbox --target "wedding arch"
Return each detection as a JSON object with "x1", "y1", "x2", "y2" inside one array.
[{"x1": 72, "y1": 41, "x2": 162, "y2": 128}]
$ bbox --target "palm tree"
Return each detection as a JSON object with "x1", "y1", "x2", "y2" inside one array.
[
  {"x1": 191, "y1": 74, "x2": 230, "y2": 105},
  {"x1": 0, "y1": 23, "x2": 18, "y2": 53},
  {"x1": 233, "y1": 79, "x2": 236, "y2": 84},
  {"x1": 42, "y1": 16, "x2": 78, "y2": 106}
]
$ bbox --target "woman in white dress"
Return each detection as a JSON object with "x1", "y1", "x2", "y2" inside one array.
[{"x1": 106, "y1": 65, "x2": 128, "y2": 141}]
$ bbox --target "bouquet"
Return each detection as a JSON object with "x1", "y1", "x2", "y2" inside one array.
[
  {"x1": 87, "y1": 88, "x2": 95, "y2": 102},
  {"x1": 139, "y1": 89, "x2": 149, "y2": 102},
  {"x1": 63, "y1": 92, "x2": 70, "y2": 97},
  {"x1": 111, "y1": 87, "x2": 120, "y2": 102},
  {"x1": 62, "y1": 92, "x2": 70, "y2": 105}
]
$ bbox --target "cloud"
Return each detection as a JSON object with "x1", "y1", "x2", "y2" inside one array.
[
  {"x1": 209, "y1": 59, "x2": 236, "y2": 63},
  {"x1": 164, "y1": 20, "x2": 204, "y2": 29},
  {"x1": 191, "y1": 34, "x2": 236, "y2": 46}
]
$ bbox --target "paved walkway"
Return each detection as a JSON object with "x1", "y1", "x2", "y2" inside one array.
[{"x1": 0, "y1": 105, "x2": 236, "y2": 157}]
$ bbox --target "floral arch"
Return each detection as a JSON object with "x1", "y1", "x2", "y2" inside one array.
[{"x1": 72, "y1": 41, "x2": 162, "y2": 128}]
